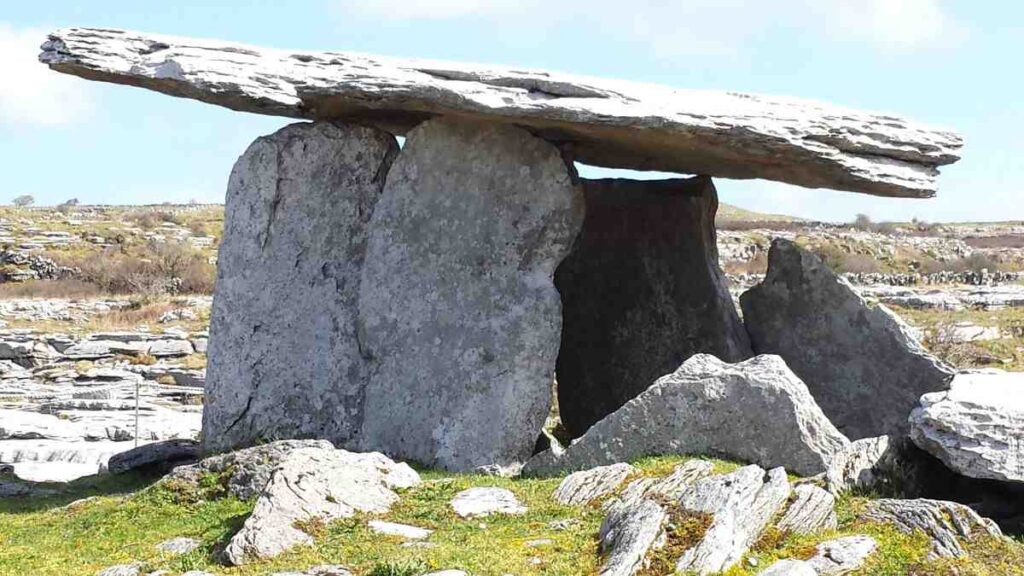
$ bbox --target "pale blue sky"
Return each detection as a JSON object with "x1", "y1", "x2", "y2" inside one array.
[{"x1": 1, "y1": 1, "x2": 1021, "y2": 222}]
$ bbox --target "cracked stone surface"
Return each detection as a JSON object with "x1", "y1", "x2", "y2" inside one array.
[
  {"x1": 860, "y1": 498, "x2": 1002, "y2": 559},
  {"x1": 777, "y1": 484, "x2": 838, "y2": 535},
  {"x1": 553, "y1": 463, "x2": 636, "y2": 506},
  {"x1": 40, "y1": 27, "x2": 962, "y2": 198},
  {"x1": 910, "y1": 370, "x2": 1024, "y2": 484},
  {"x1": 203, "y1": 121, "x2": 398, "y2": 454},
  {"x1": 357, "y1": 118, "x2": 583, "y2": 470},
  {"x1": 224, "y1": 447, "x2": 420, "y2": 565}
]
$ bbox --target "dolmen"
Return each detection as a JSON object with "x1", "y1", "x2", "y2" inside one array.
[{"x1": 40, "y1": 28, "x2": 963, "y2": 471}]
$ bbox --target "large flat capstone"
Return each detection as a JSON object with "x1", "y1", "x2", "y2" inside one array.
[
  {"x1": 741, "y1": 239, "x2": 955, "y2": 439},
  {"x1": 555, "y1": 176, "x2": 751, "y2": 436},
  {"x1": 358, "y1": 119, "x2": 582, "y2": 470},
  {"x1": 40, "y1": 28, "x2": 961, "y2": 198}
]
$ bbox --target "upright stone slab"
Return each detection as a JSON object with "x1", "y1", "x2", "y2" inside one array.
[
  {"x1": 203, "y1": 122, "x2": 398, "y2": 453},
  {"x1": 740, "y1": 239, "x2": 954, "y2": 439},
  {"x1": 555, "y1": 176, "x2": 751, "y2": 435},
  {"x1": 358, "y1": 118, "x2": 583, "y2": 470}
]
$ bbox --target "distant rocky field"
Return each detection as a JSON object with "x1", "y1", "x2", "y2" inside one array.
[{"x1": 1, "y1": 204, "x2": 1023, "y2": 575}]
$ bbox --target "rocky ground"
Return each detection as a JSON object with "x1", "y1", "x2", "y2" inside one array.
[{"x1": 1, "y1": 205, "x2": 1023, "y2": 575}]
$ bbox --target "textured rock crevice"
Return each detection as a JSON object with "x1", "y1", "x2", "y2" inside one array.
[{"x1": 554, "y1": 176, "x2": 751, "y2": 436}]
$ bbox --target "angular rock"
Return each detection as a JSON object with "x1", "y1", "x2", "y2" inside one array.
[
  {"x1": 554, "y1": 176, "x2": 751, "y2": 435},
  {"x1": 910, "y1": 370, "x2": 1024, "y2": 484},
  {"x1": 367, "y1": 520, "x2": 432, "y2": 540},
  {"x1": 106, "y1": 438, "x2": 198, "y2": 474},
  {"x1": 449, "y1": 487, "x2": 527, "y2": 518},
  {"x1": 741, "y1": 239, "x2": 955, "y2": 439},
  {"x1": 203, "y1": 121, "x2": 398, "y2": 454},
  {"x1": 675, "y1": 465, "x2": 791, "y2": 574},
  {"x1": 553, "y1": 463, "x2": 636, "y2": 506},
  {"x1": 598, "y1": 499, "x2": 668, "y2": 576},
  {"x1": 777, "y1": 484, "x2": 838, "y2": 535},
  {"x1": 525, "y1": 355, "x2": 849, "y2": 477},
  {"x1": 826, "y1": 435, "x2": 896, "y2": 494},
  {"x1": 41, "y1": 28, "x2": 962, "y2": 198},
  {"x1": 224, "y1": 447, "x2": 420, "y2": 565},
  {"x1": 165, "y1": 439, "x2": 337, "y2": 500},
  {"x1": 357, "y1": 118, "x2": 582, "y2": 470},
  {"x1": 860, "y1": 498, "x2": 1002, "y2": 558}
]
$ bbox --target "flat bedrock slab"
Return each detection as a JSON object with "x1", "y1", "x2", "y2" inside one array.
[
  {"x1": 203, "y1": 121, "x2": 398, "y2": 454},
  {"x1": 357, "y1": 118, "x2": 583, "y2": 470},
  {"x1": 910, "y1": 370, "x2": 1024, "y2": 484},
  {"x1": 554, "y1": 176, "x2": 751, "y2": 436},
  {"x1": 525, "y1": 354, "x2": 849, "y2": 477},
  {"x1": 741, "y1": 238, "x2": 955, "y2": 439},
  {"x1": 40, "y1": 28, "x2": 961, "y2": 198}
]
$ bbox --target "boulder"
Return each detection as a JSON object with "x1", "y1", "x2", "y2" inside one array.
[
  {"x1": 740, "y1": 239, "x2": 955, "y2": 439},
  {"x1": 449, "y1": 487, "x2": 527, "y2": 518},
  {"x1": 860, "y1": 498, "x2": 1002, "y2": 559},
  {"x1": 224, "y1": 447, "x2": 420, "y2": 565},
  {"x1": 910, "y1": 370, "x2": 1024, "y2": 484},
  {"x1": 554, "y1": 176, "x2": 751, "y2": 435},
  {"x1": 675, "y1": 465, "x2": 791, "y2": 574},
  {"x1": 598, "y1": 499, "x2": 668, "y2": 576},
  {"x1": 553, "y1": 463, "x2": 636, "y2": 506},
  {"x1": 41, "y1": 28, "x2": 962, "y2": 198},
  {"x1": 202, "y1": 122, "x2": 398, "y2": 454},
  {"x1": 777, "y1": 484, "x2": 837, "y2": 535},
  {"x1": 357, "y1": 118, "x2": 582, "y2": 470},
  {"x1": 106, "y1": 439, "x2": 198, "y2": 474},
  {"x1": 165, "y1": 439, "x2": 337, "y2": 500},
  {"x1": 525, "y1": 354, "x2": 849, "y2": 477}
]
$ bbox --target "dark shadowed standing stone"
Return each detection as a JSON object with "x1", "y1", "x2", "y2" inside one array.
[
  {"x1": 555, "y1": 176, "x2": 751, "y2": 436},
  {"x1": 358, "y1": 118, "x2": 584, "y2": 471},
  {"x1": 740, "y1": 238, "x2": 954, "y2": 439},
  {"x1": 203, "y1": 122, "x2": 398, "y2": 454}
]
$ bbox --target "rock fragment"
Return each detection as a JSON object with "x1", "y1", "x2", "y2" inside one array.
[
  {"x1": 106, "y1": 439, "x2": 198, "y2": 474},
  {"x1": 449, "y1": 487, "x2": 527, "y2": 518},
  {"x1": 553, "y1": 463, "x2": 636, "y2": 506},
  {"x1": 598, "y1": 499, "x2": 668, "y2": 576},
  {"x1": 910, "y1": 370, "x2": 1024, "y2": 484}
]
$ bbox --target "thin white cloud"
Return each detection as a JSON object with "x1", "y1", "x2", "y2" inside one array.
[
  {"x1": 0, "y1": 23, "x2": 94, "y2": 126},
  {"x1": 335, "y1": 0, "x2": 965, "y2": 55}
]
